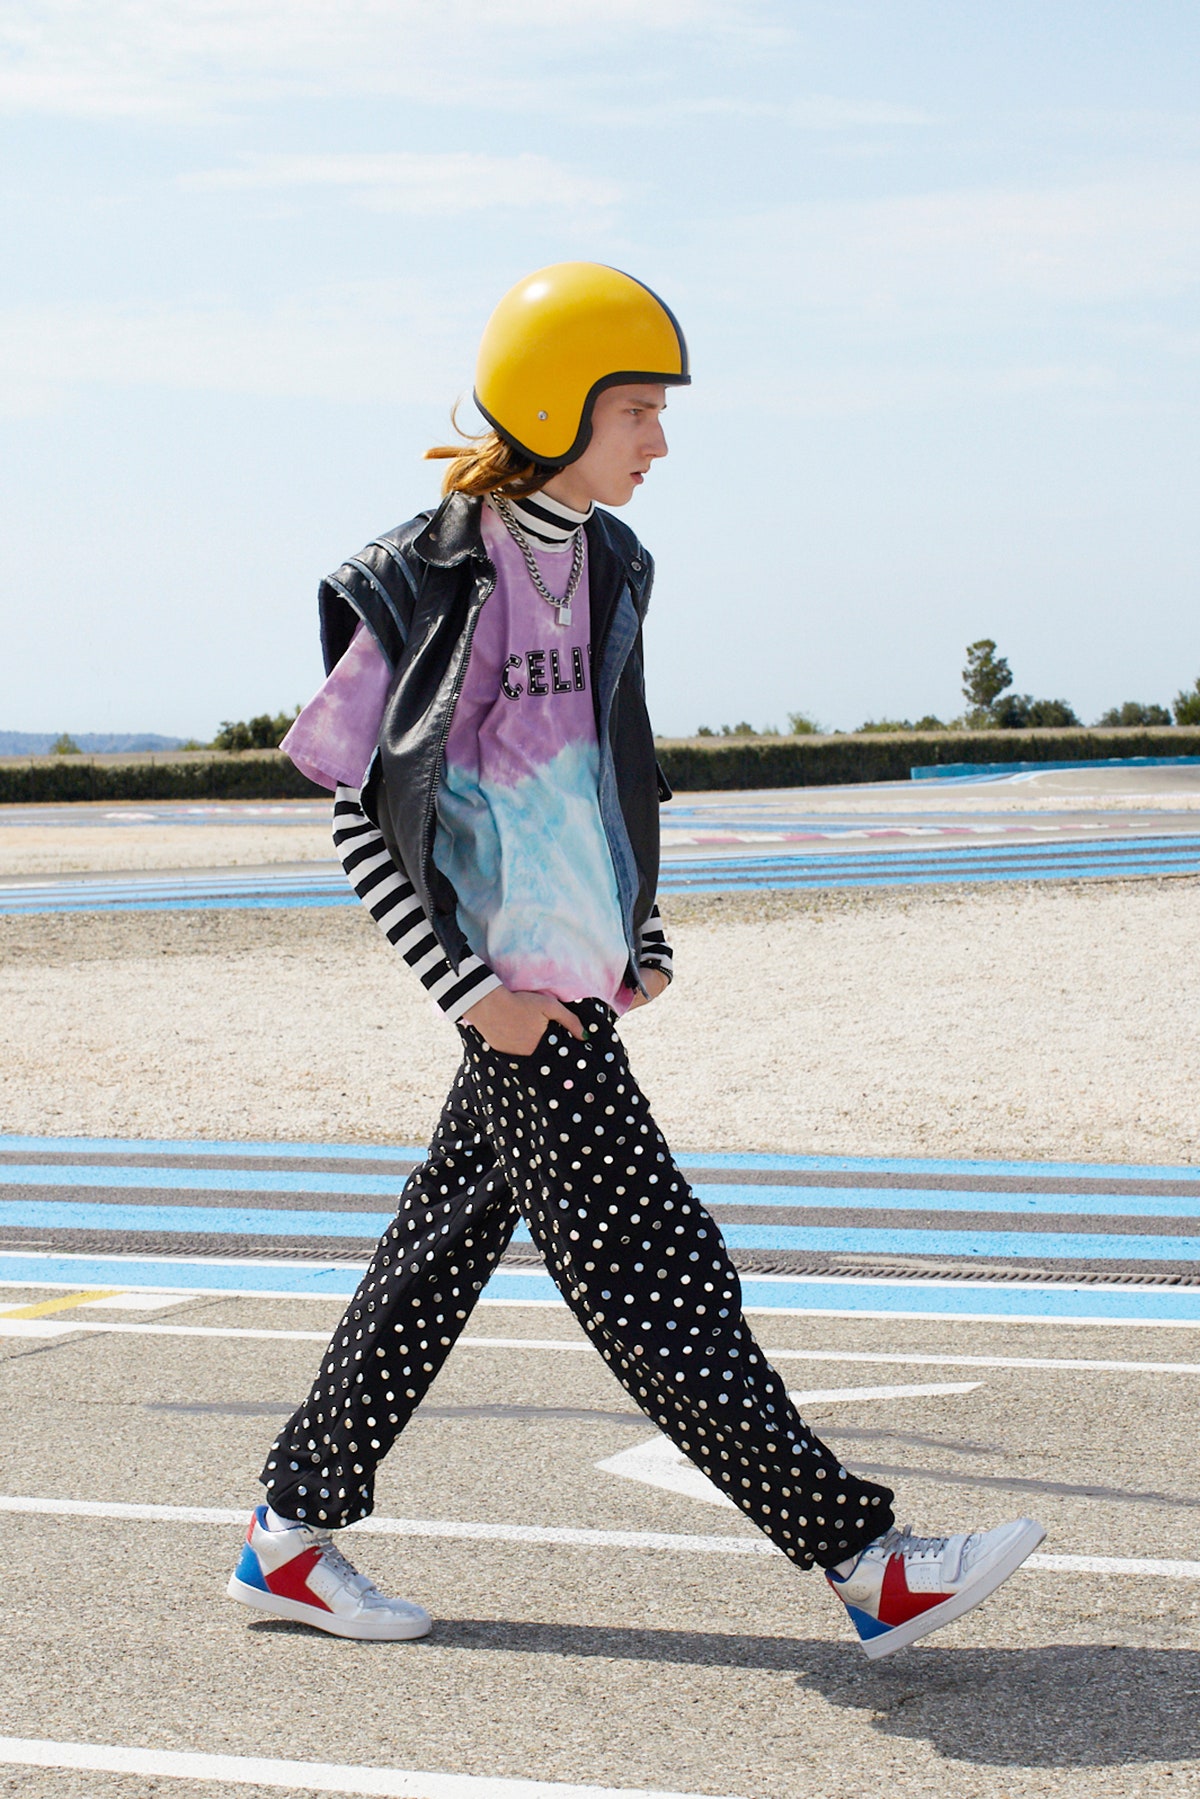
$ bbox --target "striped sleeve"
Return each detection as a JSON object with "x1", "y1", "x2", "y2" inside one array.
[
  {"x1": 332, "y1": 785, "x2": 503, "y2": 1021},
  {"x1": 637, "y1": 901, "x2": 674, "y2": 984}
]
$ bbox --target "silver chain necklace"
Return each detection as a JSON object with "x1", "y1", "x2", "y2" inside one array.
[{"x1": 491, "y1": 493, "x2": 584, "y2": 629}]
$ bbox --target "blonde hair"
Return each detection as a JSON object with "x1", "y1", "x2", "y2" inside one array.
[{"x1": 423, "y1": 404, "x2": 548, "y2": 498}]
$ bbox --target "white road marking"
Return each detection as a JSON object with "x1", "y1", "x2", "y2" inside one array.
[
  {"x1": 764, "y1": 1347, "x2": 1200, "y2": 1377},
  {"x1": 746, "y1": 1306, "x2": 1200, "y2": 1331},
  {"x1": 0, "y1": 1318, "x2": 332, "y2": 1341},
  {"x1": 785, "y1": 1380, "x2": 982, "y2": 1404},
  {"x1": 597, "y1": 1436, "x2": 736, "y2": 1510},
  {"x1": 0, "y1": 1320, "x2": 78, "y2": 1337},
  {"x1": 79, "y1": 1292, "x2": 189, "y2": 1310},
  {"x1": 8, "y1": 1317, "x2": 1200, "y2": 1379},
  {"x1": 1025, "y1": 1554, "x2": 1200, "y2": 1577},
  {"x1": 596, "y1": 1384, "x2": 982, "y2": 1509},
  {"x1": 0, "y1": 1495, "x2": 1194, "y2": 1577},
  {"x1": 0, "y1": 1494, "x2": 775, "y2": 1556},
  {"x1": 0, "y1": 1736, "x2": 741, "y2": 1798}
]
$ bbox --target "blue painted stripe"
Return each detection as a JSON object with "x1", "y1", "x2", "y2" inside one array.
[
  {"x1": 5, "y1": 1253, "x2": 1200, "y2": 1321},
  {"x1": 8, "y1": 831, "x2": 1199, "y2": 892},
  {"x1": 4, "y1": 1164, "x2": 1199, "y2": 1220},
  {"x1": 0, "y1": 1134, "x2": 427, "y2": 1162},
  {"x1": 4, "y1": 864, "x2": 1195, "y2": 912},
  {"x1": 710, "y1": 1224, "x2": 1200, "y2": 1260},
  {"x1": 697, "y1": 1185, "x2": 1200, "y2": 1219},
  {"x1": 3, "y1": 1134, "x2": 1196, "y2": 1183},
  {"x1": 660, "y1": 834, "x2": 1200, "y2": 870},
  {"x1": 0, "y1": 1164, "x2": 411, "y2": 1197},
  {"x1": 0, "y1": 895, "x2": 355, "y2": 916},
  {"x1": 11, "y1": 840, "x2": 1196, "y2": 901},
  {"x1": 911, "y1": 755, "x2": 1200, "y2": 781},
  {"x1": 6, "y1": 834, "x2": 1200, "y2": 916},
  {"x1": 0, "y1": 1253, "x2": 368, "y2": 1297},
  {"x1": 0, "y1": 1201, "x2": 393, "y2": 1237},
  {"x1": 6, "y1": 1199, "x2": 1200, "y2": 1261},
  {"x1": 660, "y1": 859, "x2": 1200, "y2": 893}
]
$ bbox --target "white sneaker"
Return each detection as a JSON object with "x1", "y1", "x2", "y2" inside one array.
[
  {"x1": 826, "y1": 1517, "x2": 1046, "y2": 1659},
  {"x1": 227, "y1": 1506, "x2": 431, "y2": 1641}
]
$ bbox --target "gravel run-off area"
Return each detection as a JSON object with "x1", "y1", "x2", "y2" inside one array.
[{"x1": 2, "y1": 877, "x2": 1198, "y2": 1163}]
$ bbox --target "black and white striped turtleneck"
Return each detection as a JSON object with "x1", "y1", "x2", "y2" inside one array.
[
  {"x1": 331, "y1": 786, "x2": 672, "y2": 1019},
  {"x1": 492, "y1": 488, "x2": 593, "y2": 548}
]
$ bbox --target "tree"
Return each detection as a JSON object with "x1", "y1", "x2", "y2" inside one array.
[
  {"x1": 1174, "y1": 679, "x2": 1200, "y2": 727},
  {"x1": 213, "y1": 708, "x2": 300, "y2": 751},
  {"x1": 962, "y1": 640, "x2": 1012, "y2": 711},
  {"x1": 786, "y1": 711, "x2": 821, "y2": 735},
  {"x1": 992, "y1": 694, "x2": 1081, "y2": 729},
  {"x1": 1025, "y1": 697, "x2": 1080, "y2": 728},
  {"x1": 49, "y1": 732, "x2": 80, "y2": 755},
  {"x1": 1096, "y1": 701, "x2": 1172, "y2": 727}
]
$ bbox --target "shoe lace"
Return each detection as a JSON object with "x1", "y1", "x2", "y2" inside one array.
[
  {"x1": 882, "y1": 1524, "x2": 960, "y2": 1559},
  {"x1": 311, "y1": 1531, "x2": 378, "y2": 1599}
]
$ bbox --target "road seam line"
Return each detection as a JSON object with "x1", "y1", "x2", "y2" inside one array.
[{"x1": 1, "y1": 1496, "x2": 1195, "y2": 1574}]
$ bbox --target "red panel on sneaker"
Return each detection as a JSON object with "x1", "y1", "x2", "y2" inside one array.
[
  {"x1": 264, "y1": 1544, "x2": 332, "y2": 1610},
  {"x1": 879, "y1": 1552, "x2": 946, "y2": 1626}
]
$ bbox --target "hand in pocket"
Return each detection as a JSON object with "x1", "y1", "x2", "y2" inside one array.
[{"x1": 463, "y1": 987, "x2": 585, "y2": 1056}]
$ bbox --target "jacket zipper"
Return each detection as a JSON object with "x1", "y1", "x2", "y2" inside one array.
[
  {"x1": 420, "y1": 564, "x2": 495, "y2": 952},
  {"x1": 595, "y1": 580, "x2": 646, "y2": 991}
]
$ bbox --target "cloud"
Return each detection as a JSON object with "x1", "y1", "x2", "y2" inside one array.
[
  {"x1": 0, "y1": 279, "x2": 485, "y2": 415},
  {"x1": 719, "y1": 166, "x2": 1200, "y2": 326},
  {"x1": 699, "y1": 359, "x2": 1113, "y2": 420},
  {"x1": 0, "y1": 0, "x2": 766, "y2": 120},
  {"x1": 182, "y1": 152, "x2": 620, "y2": 215},
  {"x1": 572, "y1": 90, "x2": 936, "y2": 129}
]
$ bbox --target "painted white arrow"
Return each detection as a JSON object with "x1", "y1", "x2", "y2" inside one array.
[{"x1": 596, "y1": 1381, "x2": 982, "y2": 1509}]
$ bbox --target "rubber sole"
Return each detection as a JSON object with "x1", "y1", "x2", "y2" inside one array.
[
  {"x1": 226, "y1": 1573, "x2": 432, "y2": 1641},
  {"x1": 855, "y1": 1519, "x2": 1047, "y2": 1661}
]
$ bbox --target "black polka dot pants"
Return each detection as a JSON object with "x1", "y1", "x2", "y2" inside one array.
[{"x1": 261, "y1": 999, "x2": 894, "y2": 1570}]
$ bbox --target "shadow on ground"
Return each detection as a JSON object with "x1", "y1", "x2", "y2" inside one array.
[{"x1": 420, "y1": 1619, "x2": 1200, "y2": 1768}]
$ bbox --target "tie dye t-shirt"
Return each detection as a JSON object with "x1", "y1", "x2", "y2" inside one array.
[{"x1": 432, "y1": 503, "x2": 633, "y2": 1012}]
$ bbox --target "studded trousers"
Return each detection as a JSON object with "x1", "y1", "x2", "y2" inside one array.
[{"x1": 261, "y1": 999, "x2": 895, "y2": 1569}]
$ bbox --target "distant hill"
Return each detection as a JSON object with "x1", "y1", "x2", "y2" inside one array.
[{"x1": 0, "y1": 732, "x2": 189, "y2": 755}]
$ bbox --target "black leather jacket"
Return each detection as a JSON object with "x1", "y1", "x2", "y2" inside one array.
[{"x1": 317, "y1": 491, "x2": 669, "y2": 982}]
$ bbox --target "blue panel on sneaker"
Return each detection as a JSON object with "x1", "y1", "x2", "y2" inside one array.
[
  {"x1": 844, "y1": 1601, "x2": 891, "y2": 1640},
  {"x1": 233, "y1": 1540, "x2": 270, "y2": 1593}
]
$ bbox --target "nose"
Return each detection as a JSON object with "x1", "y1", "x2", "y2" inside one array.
[{"x1": 644, "y1": 417, "x2": 668, "y2": 460}]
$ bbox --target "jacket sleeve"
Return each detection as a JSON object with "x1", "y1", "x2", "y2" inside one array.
[
  {"x1": 637, "y1": 901, "x2": 674, "y2": 983},
  {"x1": 333, "y1": 785, "x2": 503, "y2": 1021}
]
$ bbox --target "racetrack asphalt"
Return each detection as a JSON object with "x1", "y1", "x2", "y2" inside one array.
[
  {"x1": 3, "y1": 1280, "x2": 1200, "y2": 1798},
  {"x1": 3, "y1": 778, "x2": 1199, "y2": 1796},
  {"x1": 6, "y1": 781, "x2": 1200, "y2": 911}
]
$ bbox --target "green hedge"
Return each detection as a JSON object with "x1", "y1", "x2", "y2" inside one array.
[
  {"x1": 655, "y1": 728, "x2": 1200, "y2": 790},
  {"x1": 4, "y1": 728, "x2": 1200, "y2": 803},
  {"x1": 0, "y1": 752, "x2": 325, "y2": 804}
]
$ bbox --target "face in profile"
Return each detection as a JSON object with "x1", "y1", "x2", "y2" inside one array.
[{"x1": 546, "y1": 383, "x2": 669, "y2": 509}]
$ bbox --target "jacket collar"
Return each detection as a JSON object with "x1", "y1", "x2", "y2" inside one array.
[
  {"x1": 412, "y1": 491, "x2": 486, "y2": 567},
  {"x1": 413, "y1": 488, "x2": 645, "y2": 592}
]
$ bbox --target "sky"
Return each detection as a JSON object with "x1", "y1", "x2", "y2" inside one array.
[{"x1": 1, "y1": 0, "x2": 1198, "y2": 739}]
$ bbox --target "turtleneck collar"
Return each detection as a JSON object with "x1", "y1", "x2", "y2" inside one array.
[{"x1": 489, "y1": 487, "x2": 593, "y2": 549}]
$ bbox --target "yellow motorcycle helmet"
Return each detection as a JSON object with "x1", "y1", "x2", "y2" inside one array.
[{"x1": 474, "y1": 262, "x2": 689, "y2": 469}]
